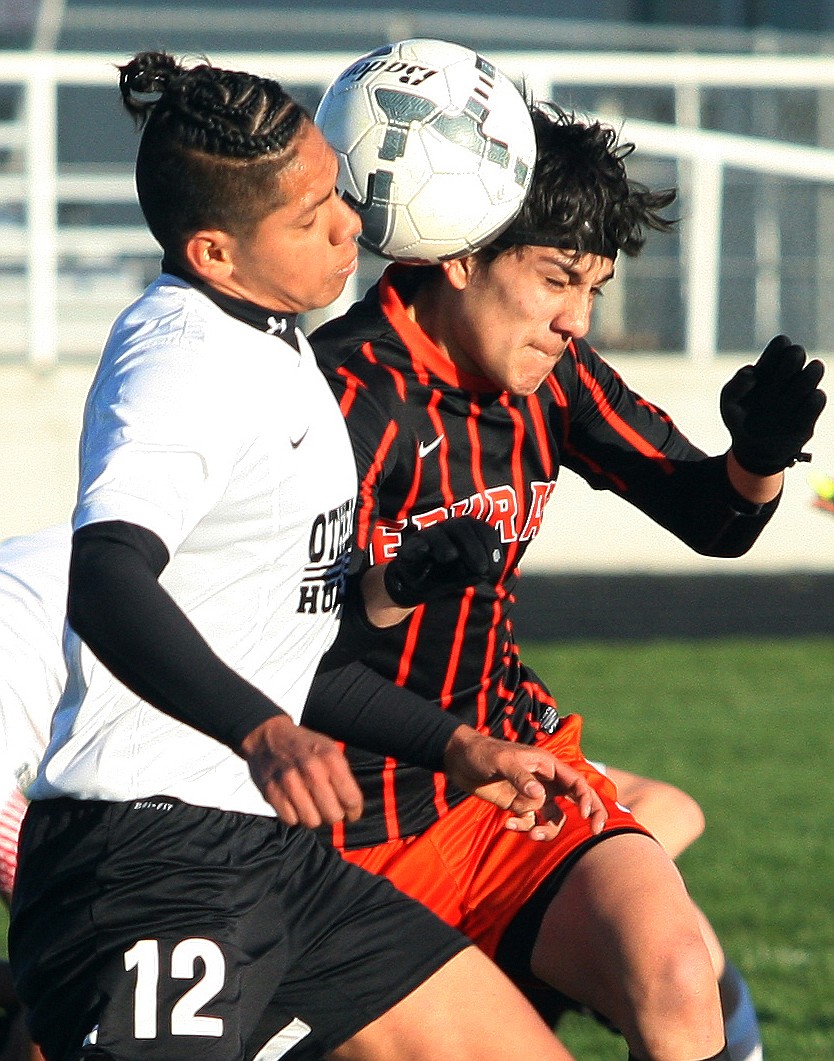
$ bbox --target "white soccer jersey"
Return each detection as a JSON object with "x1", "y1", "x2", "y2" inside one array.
[
  {"x1": 0, "y1": 524, "x2": 71, "y2": 798},
  {"x1": 31, "y1": 275, "x2": 357, "y2": 816}
]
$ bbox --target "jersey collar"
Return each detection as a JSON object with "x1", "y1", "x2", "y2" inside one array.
[{"x1": 162, "y1": 257, "x2": 300, "y2": 351}]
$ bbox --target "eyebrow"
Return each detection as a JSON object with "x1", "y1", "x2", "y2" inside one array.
[
  {"x1": 542, "y1": 254, "x2": 615, "y2": 286},
  {"x1": 295, "y1": 185, "x2": 332, "y2": 222}
]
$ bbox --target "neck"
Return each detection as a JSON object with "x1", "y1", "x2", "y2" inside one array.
[{"x1": 406, "y1": 272, "x2": 477, "y2": 376}]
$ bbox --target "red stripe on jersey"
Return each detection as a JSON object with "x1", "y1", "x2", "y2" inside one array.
[
  {"x1": 358, "y1": 339, "x2": 408, "y2": 401},
  {"x1": 475, "y1": 594, "x2": 503, "y2": 730},
  {"x1": 575, "y1": 360, "x2": 674, "y2": 472},
  {"x1": 394, "y1": 606, "x2": 452, "y2": 827},
  {"x1": 335, "y1": 365, "x2": 362, "y2": 417},
  {"x1": 330, "y1": 819, "x2": 345, "y2": 849},
  {"x1": 464, "y1": 400, "x2": 496, "y2": 729},
  {"x1": 546, "y1": 366, "x2": 628, "y2": 492},
  {"x1": 356, "y1": 420, "x2": 400, "y2": 551},
  {"x1": 395, "y1": 605, "x2": 424, "y2": 688},
  {"x1": 427, "y1": 390, "x2": 454, "y2": 504},
  {"x1": 466, "y1": 401, "x2": 486, "y2": 493},
  {"x1": 432, "y1": 768, "x2": 449, "y2": 820},
  {"x1": 521, "y1": 678, "x2": 556, "y2": 708},
  {"x1": 382, "y1": 756, "x2": 401, "y2": 839},
  {"x1": 440, "y1": 590, "x2": 474, "y2": 708},
  {"x1": 527, "y1": 391, "x2": 553, "y2": 481},
  {"x1": 499, "y1": 394, "x2": 526, "y2": 574},
  {"x1": 545, "y1": 374, "x2": 571, "y2": 428}
]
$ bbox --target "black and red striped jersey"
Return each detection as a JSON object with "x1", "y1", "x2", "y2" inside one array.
[{"x1": 310, "y1": 264, "x2": 779, "y2": 849}]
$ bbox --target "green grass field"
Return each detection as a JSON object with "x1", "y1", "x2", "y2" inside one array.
[
  {"x1": 521, "y1": 635, "x2": 834, "y2": 1060},
  {"x1": 3, "y1": 636, "x2": 833, "y2": 1058}
]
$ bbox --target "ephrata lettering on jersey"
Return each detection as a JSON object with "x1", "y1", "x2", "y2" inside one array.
[
  {"x1": 297, "y1": 498, "x2": 356, "y2": 614},
  {"x1": 368, "y1": 481, "x2": 556, "y2": 564}
]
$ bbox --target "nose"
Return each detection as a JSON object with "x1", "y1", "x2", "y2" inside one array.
[
  {"x1": 334, "y1": 194, "x2": 362, "y2": 244},
  {"x1": 550, "y1": 288, "x2": 593, "y2": 341}
]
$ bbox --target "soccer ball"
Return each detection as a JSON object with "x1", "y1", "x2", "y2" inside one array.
[{"x1": 314, "y1": 38, "x2": 536, "y2": 264}]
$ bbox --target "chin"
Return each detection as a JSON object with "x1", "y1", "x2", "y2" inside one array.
[{"x1": 510, "y1": 374, "x2": 550, "y2": 397}]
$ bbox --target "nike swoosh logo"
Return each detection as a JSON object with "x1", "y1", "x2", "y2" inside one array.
[
  {"x1": 418, "y1": 434, "x2": 445, "y2": 459},
  {"x1": 291, "y1": 427, "x2": 309, "y2": 448}
]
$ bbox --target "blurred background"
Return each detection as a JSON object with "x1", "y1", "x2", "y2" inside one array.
[
  {"x1": 0, "y1": 0, "x2": 833, "y2": 633},
  {"x1": 2, "y1": 9, "x2": 833, "y2": 1059}
]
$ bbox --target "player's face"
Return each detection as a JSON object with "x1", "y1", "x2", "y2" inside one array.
[
  {"x1": 225, "y1": 122, "x2": 360, "y2": 313},
  {"x1": 444, "y1": 246, "x2": 614, "y2": 396}
]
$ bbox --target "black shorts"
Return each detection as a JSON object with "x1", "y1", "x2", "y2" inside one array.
[{"x1": 10, "y1": 797, "x2": 467, "y2": 1061}]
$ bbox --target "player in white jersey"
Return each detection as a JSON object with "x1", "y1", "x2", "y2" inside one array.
[{"x1": 8, "y1": 52, "x2": 595, "y2": 1061}]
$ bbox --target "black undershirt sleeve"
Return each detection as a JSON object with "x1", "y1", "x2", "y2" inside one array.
[
  {"x1": 304, "y1": 659, "x2": 461, "y2": 771},
  {"x1": 304, "y1": 573, "x2": 461, "y2": 770},
  {"x1": 68, "y1": 520, "x2": 284, "y2": 751}
]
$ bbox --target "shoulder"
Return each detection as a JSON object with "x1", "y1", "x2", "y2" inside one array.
[{"x1": 311, "y1": 282, "x2": 387, "y2": 366}]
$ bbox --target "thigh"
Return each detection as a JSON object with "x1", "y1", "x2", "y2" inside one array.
[
  {"x1": 529, "y1": 831, "x2": 708, "y2": 1015},
  {"x1": 251, "y1": 835, "x2": 468, "y2": 1061},
  {"x1": 325, "y1": 947, "x2": 576, "y2": 1061}
]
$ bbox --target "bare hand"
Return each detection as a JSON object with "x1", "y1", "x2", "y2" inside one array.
[
  {"x1": 442, "y1": 726, "x2": 607, "y2": 841},
  {"x1": 239, "y1": 714, "x2": 364, "y2": 828}
]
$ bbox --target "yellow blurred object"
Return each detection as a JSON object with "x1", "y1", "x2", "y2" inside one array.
[{"x1": 808, "y1": 470, "x2": 834, "y2": 512}]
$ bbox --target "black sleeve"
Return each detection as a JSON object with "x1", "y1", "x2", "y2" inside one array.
[
  {"x1": 560, "y1": 343, "x2": 781, "y2": 557},
  {"x1": 303, "y1": 658, "x2": 460, "y2": 771},
  {"x1": 68, "y1": 520, "x2": 285, "y2": 751},
  {"x1": 301, "y1": 571, "x2": 460, "y2": 769}
]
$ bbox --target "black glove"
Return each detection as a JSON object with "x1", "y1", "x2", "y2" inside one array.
[
  {"x1": 383, "y1": 517, "x2": 503, "y2": 608},
  {"x1": 720, "y1": 335, "x2": 827, "y2": 476}
]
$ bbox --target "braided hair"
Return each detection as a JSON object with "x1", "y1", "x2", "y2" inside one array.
[
  {"x1": 485, "y1": 104, "x2": 677, "y2": 263},
  {"x1": 119, "y1": 51, "x2": 309, "y2": 256}
]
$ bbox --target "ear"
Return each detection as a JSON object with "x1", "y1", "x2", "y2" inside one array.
[
  {"x1": 441, "y1": 254, "x2": 478, "y2": 291},
  {"x1": 183, "y1": 230, "x2": 235, "y2": 284}
]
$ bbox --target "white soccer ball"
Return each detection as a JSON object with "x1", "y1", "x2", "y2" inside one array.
[{"x1": 315, "y1": 38, "x2": 536, "y2": 264}]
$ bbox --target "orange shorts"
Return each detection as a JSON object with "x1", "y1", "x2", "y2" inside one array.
[{"x1": 342, "y1": 714, "x2": 650, "y2": 959}]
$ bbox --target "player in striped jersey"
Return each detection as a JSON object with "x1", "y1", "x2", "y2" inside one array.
[{"x1": 307, "y1": 104, "x2": 825, "y2": 1061}]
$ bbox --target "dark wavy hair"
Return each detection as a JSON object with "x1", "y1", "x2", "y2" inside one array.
[
  {"x1": 119, "y1": 51, "x2": 309, "y2": 256},
  {"x1": 485, "y1": 103, "x2": 677, "y2": 262}
]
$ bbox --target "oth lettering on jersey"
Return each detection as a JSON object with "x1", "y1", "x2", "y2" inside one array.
[
  {"x1": 368, "y1": 481, "x2": 556, "y2": 564},
  {"x1": 297, "y1": 498, "x2": 356, "y2": 614}
]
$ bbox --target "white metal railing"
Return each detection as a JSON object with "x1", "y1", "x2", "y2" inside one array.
[{"x1": 3, "y1": 49, "x2": 834, "y2": 365}]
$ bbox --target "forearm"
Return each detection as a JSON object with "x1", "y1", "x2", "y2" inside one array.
[
  {"x1": 725, "y1": 450, "x2": 783, "y2": 505},
  {"x1": 360, "y1": 563, "x2": 414, "y2": 628}
]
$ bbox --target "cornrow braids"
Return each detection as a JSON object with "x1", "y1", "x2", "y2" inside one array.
[
  {"x1": 119, "y1": 51, "x2": 310, "y2": 255},
  {"x1": 487, "y1": 104, "x2": 677, "y2": 262}
]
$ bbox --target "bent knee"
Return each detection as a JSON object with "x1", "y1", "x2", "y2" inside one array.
[{"x1": 639, "y1": 932, "x2": 719, "y2": 1019}]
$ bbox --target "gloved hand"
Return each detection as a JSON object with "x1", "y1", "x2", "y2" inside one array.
[
  {"x1": 720, "y1": 335, "x2": 827, "y2": 476},
  {"x1": 383, "y1": 517, "x2": 503, "y2": 608}
]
